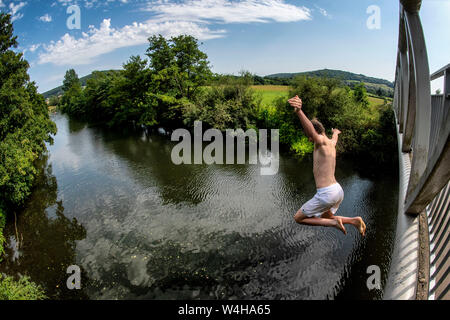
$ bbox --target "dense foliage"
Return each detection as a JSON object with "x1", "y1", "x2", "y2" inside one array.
[
  {"x1": 59, "y1": 35, "x2": 259, "y2": 132},
  {"x1": 45, "y1": 68, "x2": 394, "y2": 100},
  {"x1": 57, "y1": 34, "x2": 396, "y2": 170},
  {"x1": 0, "y1": 13, "x2": 56, "y2": 207},
  {"x1": 258, "y1": 76, "x2": 397, "y2": 165},
  {"x1": 0, "y1": 275, "x2": 46, "y2": 300},
  {"x1": 0, "y1": 13, "x2": 56, "y2": 299}
]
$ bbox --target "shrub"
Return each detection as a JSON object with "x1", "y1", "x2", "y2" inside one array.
[
  {"x1": 0, "y1": 275, "x2": 46, "y2": 300},
  {"x1": 291, "y1": 136, "x2": 314, "y2": 157}
]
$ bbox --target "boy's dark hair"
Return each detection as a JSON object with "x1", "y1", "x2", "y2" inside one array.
[{"x1": 311, "y1": 119, "x2": 325, "y2": 135}]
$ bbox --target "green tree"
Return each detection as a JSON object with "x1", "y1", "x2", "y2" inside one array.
[
  {"x1": 82, "y1": 70, "x2": 118, "y2": 122},
  {"x1": 147, "y1": 34, "x2": 211, "y2": 100},
  {"x1": 107, "y1": 56, "x2": 151, "y2": 126},
  {"x1": 48, "y1": 95, "x2": 60, "y2": 107},
  {"x1": 147, "y1": 35, "x2": 174, "y2": 73},
  {"x1": 171, "y1": 35, "x2": 211, "y2": 99},
  {"x1": 144, "y1": 35, "x2": 212, "y2": 128},
  {"x1": 60, "y1": 69, "x2": 84, "y2": 116},
  {"x1": 0, "y1": 13, "x2": 56, "y2": 256},
  {"x1": 62, "y1": 69, "x2": 80, "y2": 93},
  {"x1": 0, "y1": 14, "x2": 17, "y2": 54},
  {"x1": 187, "y1": 71, "x2": 259, "y2": 130},
  {"x1": 353, "y1": 82, "x2": 370, "y2": 108}
]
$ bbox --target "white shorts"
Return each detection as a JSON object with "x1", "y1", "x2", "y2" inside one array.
[{"x1": 301, "y1": 183, "x2": 344, "y2": 218}]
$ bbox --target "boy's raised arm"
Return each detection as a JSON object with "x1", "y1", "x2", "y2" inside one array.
[{"x1": 288, "y1": 96, "x2": 322, "y2": 144}]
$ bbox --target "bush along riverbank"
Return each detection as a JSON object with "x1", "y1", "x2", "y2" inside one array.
[{"x1": 0, "y1": 13, "x2": 54, "y2": 300}]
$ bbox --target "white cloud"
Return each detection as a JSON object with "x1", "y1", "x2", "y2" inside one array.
[
  {"x1": 56, "y1": 0, "x2": 129, "y2": 8},
  {"x1": 29, "y1": 43, "x2": 41, "y2": 52},
  {"x1": 144, "y1": 0, "x2": 311, "y2": 24},
  {"x1": 38, "y1": 19, "x2": 226, "y2": 66},
  {"x1": 315, "y1": 5, "x2": 331, "y2": 19},
  {"x1": 9, "y1": 1, "x2": 27, "y2": 22},
  {"x1": 39, "y1": 13, "x2": 52, "y2": 22},
  {"x1": 38, "y1": 0, "x2": 312, "y2": 66}
]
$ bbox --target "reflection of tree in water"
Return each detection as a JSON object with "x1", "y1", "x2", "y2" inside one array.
[
  {"x1": 67, "y1": 117, "x2": 87, "y2": 134},
  {"x1": 0, "y1": 155, "x2": 88, "y2": 299},
  {"x1": 91, "y1": 125, "x2": 211, "y2": 205},
  {"x1": 90, "y1": 125, "x2": 261, "y2": 206}
]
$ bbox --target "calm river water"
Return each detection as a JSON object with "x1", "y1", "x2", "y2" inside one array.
[{"x1": 0, "y1": 113, "x2": 398, "y2": 300}]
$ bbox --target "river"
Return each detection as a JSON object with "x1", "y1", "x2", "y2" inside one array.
[{"x1": 0, "y1": 113, "x2": 398, "y2": 300}]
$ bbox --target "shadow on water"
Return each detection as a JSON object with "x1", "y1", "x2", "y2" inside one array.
[
  {"x1": 0, "y1": 114, "x2": 399, "y2": 300},
  {"x1": 0, "y1": 155, "x2": 88, "y2": 300}
]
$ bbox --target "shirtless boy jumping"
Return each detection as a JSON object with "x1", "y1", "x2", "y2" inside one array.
[{"x1": 288, "y1": 96, "x2": 366, "y2": 237}]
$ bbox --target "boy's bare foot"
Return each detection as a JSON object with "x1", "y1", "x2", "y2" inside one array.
[
  {"x1": 354, "y1": 217, "x2": 366, "y2": 237},
  {"x1": 334, "y1": 218, "x2": 347, "y2": 235}
]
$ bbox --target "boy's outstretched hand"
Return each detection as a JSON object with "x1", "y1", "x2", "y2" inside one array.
[
  {"x1": 332, "y1": 128, "x2": 342, "y2": 135},
  {"x1": 288, "y1": 96, "x2": 302, "y2": 110}
]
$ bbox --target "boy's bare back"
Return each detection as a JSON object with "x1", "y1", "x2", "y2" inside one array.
[{"x1": 313, "y1": 136, "x2": 338, "y2": 189}]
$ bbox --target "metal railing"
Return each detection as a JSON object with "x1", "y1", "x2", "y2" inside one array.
[
  {"x1": 428, "y1": 181, "x2": 450, "y2": 299},
  {"x1": 384, "y1": 0, "x2": 449, "y2": 300},
  {"x1": 427, "y1": 65, "x2": 450, "y2": 300}
]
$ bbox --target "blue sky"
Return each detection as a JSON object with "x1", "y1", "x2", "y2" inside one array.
[{"x1": 0, "y1": 0, "x2": 448, "y2": 93}]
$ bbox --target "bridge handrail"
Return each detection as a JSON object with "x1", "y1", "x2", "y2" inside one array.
[
  {"x1": 385, "y1": 0, "x2": 449, "y2": 300},
  {"x1": 393, "y1": 4, "x2": 449, "y2": 216}
]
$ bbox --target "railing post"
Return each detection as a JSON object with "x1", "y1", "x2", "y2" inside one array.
[
  {"x1": 394, "y1": 62, "x2": 400, "y2": 120},
  {"x1": 406, "y1": 66, "x2": 450, "y2": 214},
  {"x1": 400, "y1": 0, "x2": 422, "y2": 13},
  {"x1": 402, "y1": 27, "x2": 417, "y2": 153},
  {"x1": 399, "y1": 51, "x2": 409, "y2": 134},
  {"x1": 445, "y1": 68, "x2": 450, "y2": 99},
  {"x1": 398, "y1": 12, "x2": 407, "y2": 133},
  {"x1": 403, "y1": 10, "x2": 431, "y2": 211}
]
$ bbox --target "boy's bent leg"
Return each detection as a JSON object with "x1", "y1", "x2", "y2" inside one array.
[
  {"x1": 321, "y1": 210, "x2": 366, "y2": 236},
  {"x1": 294, "y1": 210, "x2": 347, "y2": 235},
  {"x1": 337, "y1": 216, "x2": 366, "y2": 236}
]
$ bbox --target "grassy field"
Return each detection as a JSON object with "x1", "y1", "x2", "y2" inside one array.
[
  {"x1": 253, "y1": 85, "x2": 389, "y2": 109},
  {"x1": 252, "y1": 85, "x2": 290, "y2": 107},
  {"x1": 368, "y1": 96, "x2": 386, "y2": 107},
  {"x1": 48, "y1": 105, "x2": 58, "y2": 113}
]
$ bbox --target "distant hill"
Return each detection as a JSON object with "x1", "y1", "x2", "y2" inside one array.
[
  {"x1": 42, "y1": 70, "x2": 120, "y2": 99},
  {"x1": 266, "y1": 69, "x2": 393, "y2": 88},
  {"x1": 262, "y1": 69, "x2": 394, "y2": 97}
]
